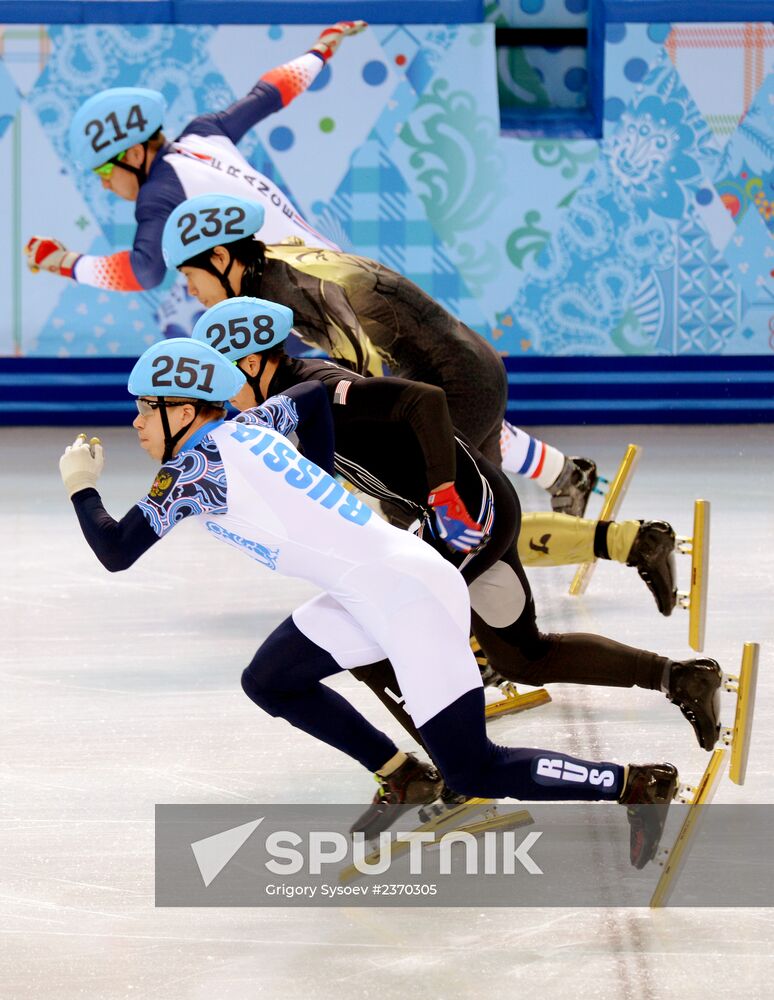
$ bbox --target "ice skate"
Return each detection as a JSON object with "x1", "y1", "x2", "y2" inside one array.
[
  {"x1": 650, "y1": 749, "x2": 727, "y2": 907},
  {"x1": 349, "y1": 754, "x2": 443, "y2": 840},
  {"x1": 626, "y1": 520, "x2": 677, "y2": 615},
  {"x1": 549, "y1": 456, "x2": 598, "y2": 517},
  {"x1": 569, "y1": 443, "x2": 642, "y2": 595},
  {"x1": 473, "y1": 634, "x2": 552, "y2": 719},
  {"x1": 720, "y1": 642, "x2": 759, "y2": 785},
  {"x1": 651, "y1": 644, "x2": 760, "y2": 905},
  {"x1": 341, "y1": 794, "x2": 532, "y2": 883},
  {"x1": 667, "y1": 657, "x2": 722, "y2": 751},
  {"x1": 485, "y1": 680, "x2": 552, "y2": 719},
  {"x1": 619, "y1": 762, "x2": 678, "y2": 869}
]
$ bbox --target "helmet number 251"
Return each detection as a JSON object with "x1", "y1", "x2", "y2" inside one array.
[{"x1": 150, "y1": 355, "x2": 215, "y2": 395}]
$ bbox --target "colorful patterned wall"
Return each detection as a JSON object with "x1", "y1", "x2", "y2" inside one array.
[{"x1": 1, "y1": 15, "x2": 773, "y2": 360}]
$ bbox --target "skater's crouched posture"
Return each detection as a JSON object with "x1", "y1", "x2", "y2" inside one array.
[
  {"x1": 61, "y1": 338, "x2": 677, "y2": 868},
  {"x1": 188, "y1": 297, "x2": 722, "y2": 763},
  {"x1": 162, "y1": 193, "x2": 600, "y2": 515}
]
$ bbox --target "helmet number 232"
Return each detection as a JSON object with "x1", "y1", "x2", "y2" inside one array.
[
  {"x1": 177, "y1": 207, "x2": 247, "y2": 247},
  {"x1": 85, "y1": 104, "x2": 149, "y2": 154},
  {"x1": 151, "y1": 355, "x2": 215, "y2": 394}
]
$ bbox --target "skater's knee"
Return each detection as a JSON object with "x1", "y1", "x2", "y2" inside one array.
[{"x1": 241, "y1": 657, "x2": 284, "y2": 713}]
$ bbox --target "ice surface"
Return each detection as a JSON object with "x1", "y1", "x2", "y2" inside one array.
[{"x1": 2, "y1": 424, "x2": 773, "y2": 1000}]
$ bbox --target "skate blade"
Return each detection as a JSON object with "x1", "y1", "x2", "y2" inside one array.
[
  {"x1": 339, "y1": 797, "x2": 494, "y2": 883},
  {"x1": 569, "y1": 444, "x2": 642, "y2": 597},
  {"x1": 447, "y1": 806, "x2": 533, "y2": 839},
  {"x1": 676, "y1": 499, "x2": 710, "y2": 652},
  {"x1": 649, "y1": 748, "x2": 727, "y2": 908},
  {"x1": 485, "y1": 684, "x2": 551, "y2": 720},
  {"x1": 720, "y1": 642, "x2": 759, "y2": 786}
]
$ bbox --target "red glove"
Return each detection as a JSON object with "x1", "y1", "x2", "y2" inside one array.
[
  {"x1": 310, "y1": 20, "x2": 368, "y2": 61},
  {"x1": 25, "y1": 236, "x2": 80, "y2": 278}
]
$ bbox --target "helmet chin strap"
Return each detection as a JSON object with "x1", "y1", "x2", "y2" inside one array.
[
  {"x1": 111, "y1": 143, "x2": 150, "y2": 187},
  {"x1": 217, "y1": 255, "x2": 236, "y2": 299},
  {"x1": 158, "y1": 399, "x2": 202, "y2": 463},
  {"x1": 180, "y1": 248, "x2": 237, "y2": 299},
  {"x1": 239, "y1": 356, "x2": 273, "y2": 405}
]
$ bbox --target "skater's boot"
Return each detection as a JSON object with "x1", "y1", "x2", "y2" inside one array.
[
  {"x1": 350, "y1": 754, "x2": 443, "y2": 840},
  {"x1": 626, "y1": 520, "x2": 677, "y2": 616},
  {"x1": 549, "y1": 456, "x2": 598, "y2": 518},
  {"x1": 619, "y1": 762, "x2": 678, "y2": 869},
  {"x1": 666, "y1": 658, "x2": 722, "y2": 750},
  {"x1": 440, "y1": 784, "x2": 470, "y2": 806}
]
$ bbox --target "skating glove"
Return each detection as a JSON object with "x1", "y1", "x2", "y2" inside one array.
[
  {"x1": 310, "y1": 20, "x2": 368, "y2": 61},
  {"x1": 427, "y1": 484, "x2": 487, "y2": 554},
  {"x1": 60, "y1": 434, "x2": 104, "y2": 498},
  {"x1": 25, "y1": 236, "x2": 80, "y2": 278}
]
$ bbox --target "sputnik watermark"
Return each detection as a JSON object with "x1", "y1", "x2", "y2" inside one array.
[{"x1": 190, "y1": 819, "x2": 544, "y2": 885}]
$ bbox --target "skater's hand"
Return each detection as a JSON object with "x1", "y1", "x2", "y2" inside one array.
[
  {"x1": 25, "y1": 236, "x2": 80, "y2": 278},
  {"x1": 428, "y1": 483, "x2": 488, "y2": 554},
  {"x1": 60, "y1": 434, "x2": 104, "y2": 498},
  {"x1": 310, "y1": 20, "x2": 368, "y2": 61}
]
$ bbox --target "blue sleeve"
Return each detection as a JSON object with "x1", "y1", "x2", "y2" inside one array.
[
  {"x1": 236, "y1": 382, "x2": 335, "y2": 475},
  {"x1": 130, "y1": 157, "x2": 187, "y2": 289},
  {"x1": 71, "y1": 489, "x2": 159, "y2": 572},
  {"x1": 180, "y1": 80, "x2": 283, "y2": 146}
]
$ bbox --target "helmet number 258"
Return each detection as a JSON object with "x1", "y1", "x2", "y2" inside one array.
[{"x1": 207, "y1": 315, "x2": 275, "y2": 352}]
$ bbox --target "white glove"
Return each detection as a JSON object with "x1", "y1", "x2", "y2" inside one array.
[{"x1": 59, "y1": 434, "x2": 104, "y2": 498}]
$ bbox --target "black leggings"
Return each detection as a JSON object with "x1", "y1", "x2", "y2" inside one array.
[{"x1": 463, "y1": 453, "x2": 671, "y2": 692}]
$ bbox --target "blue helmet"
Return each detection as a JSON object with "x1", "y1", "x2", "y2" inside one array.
[
  {"x1": 162, "y1": 195, "x2": 266, "y2": 268},
  {"x1": 69, "y1": 88, "x2": 166, "y2": 170},
  {"x1": 128, "y1": 337, "x2": 246, "y2": 402},
  {"x1": 191, "y1": 297, "x2": 293, "y2": 362}
]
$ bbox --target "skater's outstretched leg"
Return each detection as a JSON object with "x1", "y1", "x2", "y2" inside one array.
[
  {"x1": 517, "y1": 513, "x2": 677, "y2": 614},
  {"x1": 465, "y1": 456, "x2": 720, "y2": 749}
]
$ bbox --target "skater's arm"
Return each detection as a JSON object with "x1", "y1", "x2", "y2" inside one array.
[
  {"x1": 72, "y1": 160, "x2": 184, "y2": 291},
  {"x1": 27, "y1": 159, "x2": 183, "y2": 291},
  {"x1": 183, "y1": 22, "x2": 366, "y2": 145},
  {"x1": 335, "y1": 377, "x2": 457, "y2": 491},
  {"x1": 238, "y1": 381, "x2": 335, "y2": 474},
  {"x1": 70, "y1": 491, "x2": 160, "y2": 572}
]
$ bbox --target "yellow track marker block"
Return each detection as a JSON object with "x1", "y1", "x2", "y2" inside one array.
[
  {"x1": 650, "y1": 748, "x2": 727, "y2": 909},
  {"x1": 569, "y1": 444, "x2": 642, "y2": 597},
  {"x1": 485, "y1": 683, "x2": 551, "y2": 720},
  {"x1": 723, "y1": 642, "x2": 759, "y2": 786}
]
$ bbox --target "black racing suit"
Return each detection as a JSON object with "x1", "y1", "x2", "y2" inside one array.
[
  {"x1": 265, "y1": 356, "x2": 671, "y2": 749},
  {"x1": 249, "y1": 245, "x2": 509, "y2": 465}
]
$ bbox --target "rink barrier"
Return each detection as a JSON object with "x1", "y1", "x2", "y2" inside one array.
[
  {"x1": 3, "y1": 355, "x2": 774, "y2": 426},
  {"x1": 0, "y1": 1, "x2": 484, "y2": 23}
]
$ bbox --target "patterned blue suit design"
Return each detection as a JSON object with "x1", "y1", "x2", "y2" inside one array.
[{"x1": 138, "y1": 437, "x2": 227, "y2": 537}]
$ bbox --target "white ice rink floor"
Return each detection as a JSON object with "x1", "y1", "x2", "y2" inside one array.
[{"x1": 2, "y1": 422, "x2": 773, "y2": 1000}]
